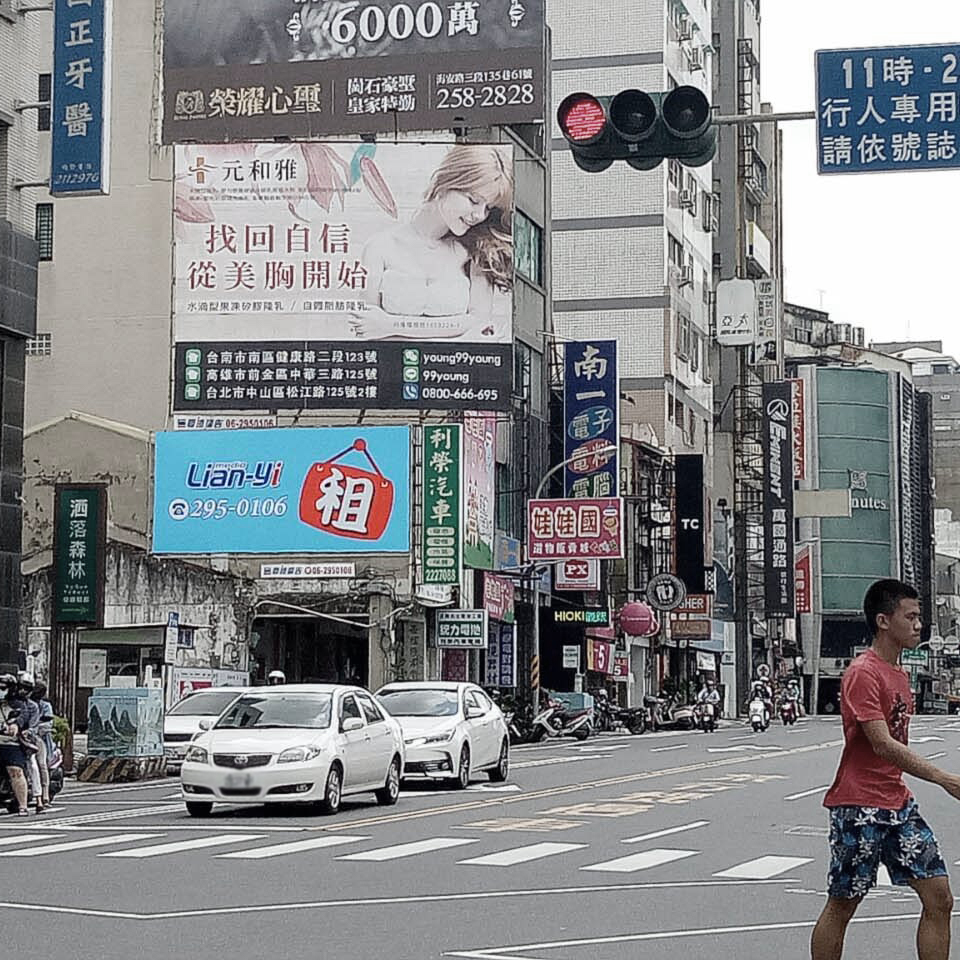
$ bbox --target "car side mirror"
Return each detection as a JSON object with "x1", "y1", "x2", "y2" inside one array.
[
  {"x1": 198, "y1": 719, "x2": 213, "y2": 731},
  {"x1": 465, "y1": 705, "x2": 484, "y2": 719},
  {"x1": 341, "y1": 717, "x2": 364, "y2": 733}
]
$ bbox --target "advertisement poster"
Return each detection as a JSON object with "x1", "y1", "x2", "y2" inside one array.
[
  {"x1": 527, "y1": 497, "x2": 624, "y2": 561},
  {"x1": 162, "y1": 0, "x2": 545, "y2": 141},
  {"x1": 51, "y1": 0, "x2": 112, "y2": 195},
  {"x1": 762, "y1": 381, "x2": 796, "y2": 616},
  {"x1": 563, "y1": 340, "x2": 618, "y2": 497},
  {"x1": 482, "y1": 572, "x2": 515, "y2": 624},
  {"x1": 78, "y1": 649, "x2": 107, "y2": 688},
  {"x1": 421, "y1": 424, "x2": 462, "y2": 585},
  {"x1": 153, "y1": 426, "x2": 411, "y2": 554},
  {"x1": 172, "y1": 142, "x2": 513, "y2": 411},
  {"x1": 463, "y1": 413, "x2": 496, "y2": 568}
]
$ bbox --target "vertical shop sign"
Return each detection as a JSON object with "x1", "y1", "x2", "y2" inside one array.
[
  {"x1": 762, "y1": 381, "x2": 796, "y2": 616},
  {"x1": 485, "y1": 621, "x2": 516, "y2": 688},
  {"x1": 674, "y1": 454, "x2": 706, "y2": 595},
  {"x1": 422, "y1": 425, "x2": 462, "y2": 586},
  {"x1": 463, "y1": 414, "x2": 496, "y2": 569},
  {"x1": 51, "y1": 0, "x2": 112, "y2": 195},
  {"x1": 564, "y1": 340, "x2": 618, "y2": 497},
  {"x1": 790, "y1": 378, "x2": 806, "y2": 481},
  {"x1": 53, "y1": 485, "x2": 107, "y2": 624}
]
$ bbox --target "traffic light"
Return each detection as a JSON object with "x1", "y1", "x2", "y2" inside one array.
[{"x1": 556, "y1": 86, "x2": 717, "y2": 173}]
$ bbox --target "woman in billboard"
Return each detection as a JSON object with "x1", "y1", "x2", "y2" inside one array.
[{"x1": 353, "y1": 145, "x2": 513, "y2": 341}]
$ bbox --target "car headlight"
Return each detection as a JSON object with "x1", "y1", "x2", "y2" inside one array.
[
  {"x1": 184, "y1": 745, "x2": 208, "y2": 764},
  {"x1": 278, "y1": 745, "x2": 323, "y2": 764},
  {"x1": 405, "y1": 729, "x2": 456, "y2": 746}
]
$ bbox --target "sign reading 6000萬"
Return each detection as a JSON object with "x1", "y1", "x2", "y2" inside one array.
[{"x1": 153, "y1": 426, "x2": 411, "y2": 554}]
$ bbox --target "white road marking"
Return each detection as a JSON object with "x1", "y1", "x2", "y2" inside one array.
[
  {"x1": 466, "y1": 784, "x2": 522, "y2": 793},
  {"x1": 338, "y1": 837, "x2": 478, "y2": 862},
  {"x1": 0, "y1": 833, "x2": 162, "y2": 857},
  {"x1": 574, "y1": 744, "x2": 628, "y2": 752},
  {"x1": 714, "y1": 855, "x2": 813, "y2": 879},
  {"x1": 622, "y1": 820, "x2": 709, "y2": 844},
  {"x1": 728, "y1": 734, "x2": 756, "y2": 741},
  {"x1": 100, "y1": 834, "x2": 265, "y2": 858},
  {"x1": 0, "y1": 834, "x2": 61, "y2": 845},
  {"x1": 458, "y1": 842, "x2": 587, "y2": 867},
  {"x1": 877, "y1": 865, "x2": 893, "y2": 886},
  {"x1": 217, "y1": 835, "x2": 369, "y2": 860},
  {"x1": 926, "y1": 752, "x2": 947, "y2": 760},
  {"x1": 784, "y1": 785, "x2": 830, "y2": 801},
  {"x1": 581, "y1": 848, "x2": 698, "y2": 873},
  {"x1": 707, "y1": 744, "x2": 781, "y2": 753},
  {"x1": 909, "y1": 736, "x2": 944, "y2": 743},
  {"x1": 512, "y1": 755, "x2": 609, "y2": 768},
  {"x1": 650, "y1": 744, "x2": 688, "y2": 753},
  {"x1": 40, "y1": 803, "x2": 183, "y2": 827}
]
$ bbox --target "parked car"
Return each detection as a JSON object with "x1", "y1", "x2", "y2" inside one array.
[
  {"x1": 164, "y1": 687, "x2": 248, "y2": 774},
  {"x1": 179, "y1": 684, "x2": 404, "y2": 817},
  {"x1": 375, "y1": 682, "x2": 509, "y2": 789}
]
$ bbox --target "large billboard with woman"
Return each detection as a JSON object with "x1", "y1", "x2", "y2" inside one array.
[{"x1": 172, "y1": 141, "x2": 513, "y2": 411}]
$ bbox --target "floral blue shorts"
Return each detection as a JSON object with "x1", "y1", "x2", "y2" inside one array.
[{"x1": 827, "y1": 800, "x2": 947, "y2": 899}]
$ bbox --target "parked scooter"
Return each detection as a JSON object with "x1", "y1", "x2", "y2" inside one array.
[
  {"x1": 749, "y1": 694, "x2": 771, "y2": 732},
  {"x1": 661, "y1": 693, "x2": 696, "y2": 731},
  {"x1": 643, "y1": 694, "x2": 666, "y2": 732},
  {"x1": 530, "y1": 696, "x2": 592, "y2": 741}
]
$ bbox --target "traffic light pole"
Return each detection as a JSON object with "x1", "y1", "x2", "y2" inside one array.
[{"x1": 712, "y1": 110, "x2": 816, "y2": 126}]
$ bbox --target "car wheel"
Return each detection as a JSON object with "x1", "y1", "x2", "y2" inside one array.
[
  {"x1": 375, "y1": 756, "x2": 401, "y2": 806},
  {"x1": 488, "y1": 740, "x2": 509, "y2": 782},
  {"x1": 451, "y1": 745, "x2": 470, "y2": 790},
  {"x1": 318, "y1": 762, "x2": 343, "y2": 815},
  {"x1": 185, "y1": 801, "x2": 213, "y2": 818}
]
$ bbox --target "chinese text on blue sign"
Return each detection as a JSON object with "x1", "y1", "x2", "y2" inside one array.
[
  {"x1": 52, "y1": 0, "x2": 111, "y2": 195},
  {"x1": 564, "y1": 340, "x2": 618, "y2": 497},
  {"x1": 817, "y1": 44, "x2": 960, "y2": 174}
]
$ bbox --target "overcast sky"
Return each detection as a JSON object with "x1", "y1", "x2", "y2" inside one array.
[{"x1": 760, "y1": 4, "x2": 960, "y2": 359}]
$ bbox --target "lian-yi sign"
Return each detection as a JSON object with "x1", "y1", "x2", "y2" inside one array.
[{"x1": 162, "y1": 0, "x2": 544, "y2": 141}]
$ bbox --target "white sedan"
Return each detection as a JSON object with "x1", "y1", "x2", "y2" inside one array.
[
  {"x1": 180, "y1": 684, "x2": 404, "y2": 817},
  {"x1": 375, "y1": 682, "x2": 509, "y2": 789},
  {"x1": 164, "y1": 687, "x2": 247, "y2": 774}
]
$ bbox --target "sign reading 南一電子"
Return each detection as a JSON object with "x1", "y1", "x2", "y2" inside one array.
[
  {"x1": 421, "y1": 425, "x2": 462, "y2": 586},
  {"x1": 53, "y1": 485, "x2": 107, "y2": 624},
  {"x1": 162, "y1": 0, "x2": 545, "y2": 141}
]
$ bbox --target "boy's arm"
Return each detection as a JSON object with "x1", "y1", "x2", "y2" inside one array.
[{"x1": 862, "y1": 720, "x2": 960, "y2": 798}]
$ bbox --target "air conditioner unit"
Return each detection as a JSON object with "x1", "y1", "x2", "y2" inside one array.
[
  {"x1": 687, "y1": 46, "x2": 705, "y2": 71},
  {"x1": 678, "y1": 15, "x2": 692, "y2": 41},
  {"x1": 679, "y1": 264, "x2": 694, "y2": 287}
]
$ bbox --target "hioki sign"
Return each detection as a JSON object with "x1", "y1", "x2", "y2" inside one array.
[{"x1": 526, "y1": 498, "x2": 624, "y2": 561}]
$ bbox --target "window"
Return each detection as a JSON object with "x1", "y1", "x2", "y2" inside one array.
[
  {"x1": 690, "y1": 330, "x2": 700, "y2": 372},
  {"x1": 465, "y1": 690, "x2": 488, "y2": 715},
  {"x1": 356, "y1": 693, "x2": 385, "y2": 725},
  {"x1": 668, "y1": 234, "x2": 685, "y2": 267},
  {"x1": 677, "y1": 315, "x2": 691, "y2": 359},
  {"x1": 514, "y1": 211, "x2": 542, "y2": 286},
  {"x1": 38, "y1": 74, "x2": 51, "y2": 132},
  {"x1": 668, "y1": 159, "x2": 682, "y2": 188},
  {"x1": 27, "y1": 333, "x2": 52, "y2": 357},
  {"x1": 35, "y1": 203, "x2": 53, "y2": 260},
  {"x1": 339, "y1": 694, "x2": 362, "y2": 726}
]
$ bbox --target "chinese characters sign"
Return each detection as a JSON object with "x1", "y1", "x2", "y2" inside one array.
[
  {"x1": 152, "y1": 426, "x2": 410, "y2": 554},
  {"x1": 422, "y1": 425, "x2": 462, "y2": 585},
  {"x1": 795, "y1": 546, "x2": 812, "y2": 615},
  {"x1": 463, "y1": 414, "x2": 496, "y2": 569},
  {"x1": 51, "y1": 0, "x2": 111, "y2": 195},
  {"x1": 790, "y1": 378, "x2": 807, "y2": 482},
  {"x1": 564, "y1": 340, "x2": 618, "y2": 497},
  {"x1": 485, "y1": 621, "x2": 516, "y2": 687},
  {"x1": 715, "y1": 278, "x2": 756, "y2": 347},
  {"x1": 436, "y1": 609, "x2": 487, "y2": 647},
  {"x1": 173, "y1": 143, "x2": 513, "y2": 411},
  {"x1": 162, "y1": 0, "x2": 545, "y2": 142},
  {"x1": 817, "y1": 44, "x2": 960, "y2": 174},
  {"x1": 53, "y1": 485, "x2": 106, "y2": 624},
  {"x1": 762, "y1": 382, "x2": 795, "y2": 617},
  {"x1": 753, "y1": 278, "x2": 779, "y2": 365},
  {"x1": 483, "y1": 572, "x2": 515, "y2": 624},
  {"x1": 526, "y1": 498, "x2": 624, "y2": 561}
]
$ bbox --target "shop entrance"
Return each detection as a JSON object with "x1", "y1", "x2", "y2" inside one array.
[{"x1": 251, "y1": 616, "x2": 368, "y2": 686}]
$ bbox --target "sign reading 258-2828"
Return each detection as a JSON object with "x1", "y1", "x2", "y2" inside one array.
[{"x1": 153, "y1": 427, "x2": 411, "y2": 554}]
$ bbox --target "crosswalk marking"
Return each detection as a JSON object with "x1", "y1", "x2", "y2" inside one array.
[
  {"x1": 338, "y1": 837, "x2": 478, "y2": 862},
  {"x1": 0, "y1": 833, "x2": 162, "y2": 857},
  {"x1": 100, "y1": 834, "x2": 265, "y2": 859},
  {"x1": 458, "y1": 842, "x2": 587, "y2": 867},
  {"x1": 877, "y1": 865, "x2": 893, "y2": 886},
  {"x1": 0, "y1": 834, "x2": 61, "y2": 845},
  {"x1": 622, "y1": 821, "x2": 709, "y2": 844},
  {"x1": 581, "y1": 848, "x2": 698, "y2": 874},
  {"x1": 784, "y1": 786, "x2": 829, "y2": 801},
  {"x1": 217, "y1": 836, "x2": 369, "y2": 860},
  {"x1": 714, "y1": 855, "x2": 813, "y2": 879}
]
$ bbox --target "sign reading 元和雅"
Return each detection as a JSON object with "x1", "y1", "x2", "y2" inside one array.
[{"x1": 817, "y1": 43, "x2": 960, "y2": 174}]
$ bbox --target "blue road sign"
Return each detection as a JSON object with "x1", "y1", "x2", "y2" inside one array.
[{"x1": 817, "y1": 43, "x2": 960, "y2": 174}]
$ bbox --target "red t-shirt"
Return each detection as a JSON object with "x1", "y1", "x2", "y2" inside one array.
[{"x1": 824, "y1": 648, "x2": 913, "y2": 810}]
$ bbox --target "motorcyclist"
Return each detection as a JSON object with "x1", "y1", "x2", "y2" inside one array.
[
  {"x1": 15, "y1": 674, "x2": 43, "y2": 813},
  {"x1": 267, "y1": 669, "x2": 286, "y2": 686},
  {"x1": 779, "y1": 678, "x2": 801, "y2": 713},
  {"x1": 0, "y1": 673, "x2": 30, "y2": 816},
  {"x1": 696, "y1": 678, "x2": 721, "y2": 729},
  {"x1": 748, "y1": 678, "x2": 774, "y2": 719}
]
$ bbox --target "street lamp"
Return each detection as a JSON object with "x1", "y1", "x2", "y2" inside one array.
[{"x1": 528, "y1": 443, "x2": 619, "y2": 707}]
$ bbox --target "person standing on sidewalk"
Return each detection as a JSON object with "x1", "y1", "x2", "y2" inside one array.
[{"x1": 811, "y1": 579, "x2": 959, "y2": 960}]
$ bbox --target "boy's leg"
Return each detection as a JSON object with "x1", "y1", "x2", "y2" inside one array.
[
  {"x1": 812, "y1": 896, "x2": 862, "y2": 960},
  {"x1": 909, "y1": 877, "x2": 953, "y2": 960}
]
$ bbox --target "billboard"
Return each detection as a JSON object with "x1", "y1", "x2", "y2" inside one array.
[
  {"x1": 161, "y1": 0, "x2": 545, "y2": 142},
  {"x1": 463, "y1": 413, "x2": 496, "y2": 569},
  {"x1": 527, "y1": 498, "x2": 624, "y2": 561},
  {"x1": 172, "y1": 142, "x2": 513, "y2": 411},
  {"x1": 563, "y1": 340, "x2": 618, "y2": 497},
  {"x1": 153, "y1": 426, "x2": 410, "y2": 553},
  {"x1": 51, "y1": 0, "x2": 112, "y2": 196},
  {"x1": 761, "y1": 381, "x2": 795, "y2": 617},
  {"x1": 674, "y1": 453, "x2": 705, "y2": 595}
]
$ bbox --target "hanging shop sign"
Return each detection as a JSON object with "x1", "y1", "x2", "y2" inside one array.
[
  {"x1": 485, "y1": 621, "x2": 516, "y2": 687},
  {"x1": 555, "y1": 557, "x2": 600, "y2": 591},
  {"x1": 53, "y1": 484, "x2": 107, "y2": 625},
  {"x1": 463, "y1": 414, "x2": 496, "y2": 569},
  {"x1": 551, "y1": 608, "x2": 610, "y2": 627},
  {"x1": 674, "y1": 453, "x2": 706, "y2": 595},
  {"x1": 483, "y1": 572, "x2": 515, "y2": 624},
  {"x1": 436, "y1": 609, "x2": 487, "y2": 648},
  {"x1": 762, "y1": 381, "x2": 796, "y2": 617},
  {"x1": 586, "y1": 638, "x2": 614, "y2": 674},
  {"x1": 527, "y1": 497, "x2": 623, "y2": 561},
  {"x1": 421, "y1": 424, "x2": 462, "y2": 586}
]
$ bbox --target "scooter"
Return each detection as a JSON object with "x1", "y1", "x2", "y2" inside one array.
[
  {"x1": 749, "y1": 695, "x2": 771, "y2": 733},
  {"x1": 531, "y1": 698, "x2": 592, "y2": 742},
  {"x1": 662, "y1": 694, "x2": 696, "y2": 731},
  {"x1": 643, "y1": 694, "x2": 666, "y2": 732},
  {"x1": 694, "y1": 700, "x2": 718, "y2": 733},
  {"x1": 779, "y1": 699, "x2": 798, "y2": 726},
  {"x1": 0, "y1": 742, "x2": 63, "y2": 813}
]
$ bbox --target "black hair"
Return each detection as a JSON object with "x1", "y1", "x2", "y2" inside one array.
[
  {"x1": 32, "y1": 682, "x2": 47, "y2": 700},
  {"x1": 863, "y1": 579, "x2": 919, "y2": 636}
]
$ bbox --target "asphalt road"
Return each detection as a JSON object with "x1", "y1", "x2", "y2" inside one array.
[{"x1": 4, "y1": 714, "x2": 960, "y2": 959}]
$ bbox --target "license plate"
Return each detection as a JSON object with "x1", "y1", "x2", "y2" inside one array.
[{"x1": 224, "y1": 773, "x2": 253, "y2": 789}]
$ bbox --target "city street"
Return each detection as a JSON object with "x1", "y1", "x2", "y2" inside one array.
[{"x1": 5, "y1": 715, "x2": 960, "y2": 959}]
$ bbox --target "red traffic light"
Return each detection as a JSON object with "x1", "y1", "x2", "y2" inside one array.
[{"x1": 557, "y1": 93, "x2": 607, "y2": 144}]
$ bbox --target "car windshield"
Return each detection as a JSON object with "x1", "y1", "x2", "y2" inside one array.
[
  {"x1": 167, "y1": 690, "x2": 241, "y2": 717},
  {"x1": 377, "y1": 689, "x2": 460, "y2": 717},
  {"x1": 215, "y1": 694, "x2": 333, "y2": 730}
]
